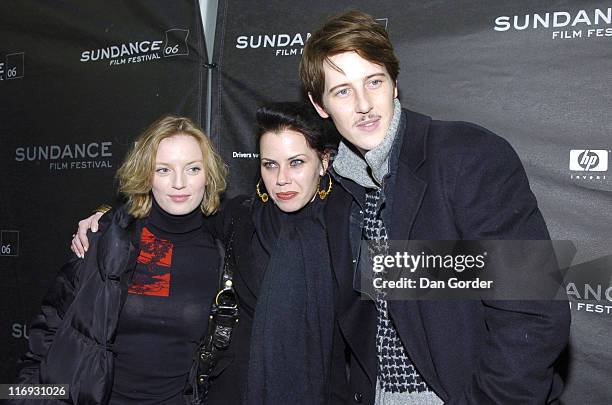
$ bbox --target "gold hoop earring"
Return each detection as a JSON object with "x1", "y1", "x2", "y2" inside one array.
[
  {"x1": 317, "y1": 172, "x2": 332, "y2": 200},
  {"x1": 256, "y1": 179, "x2": 269, "y2": 203}
]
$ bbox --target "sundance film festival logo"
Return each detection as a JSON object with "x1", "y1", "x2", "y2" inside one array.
[
  {"x1": 569, "y1": 149, "x2": 609, "y2": 181},
  {"x1": 1, "y1": 230, "x2": 19, "y2": 257},
  {"x1": 14, "y1": 142, "x2": 114, "y2": 171},
  {"x1": 494, "y1": 8, "x2": 611, "y2": 40},
  {"x1": 0, "y1": 52, "x2": 25, "y2": 81},
  {"x1": 565, "y1": 254, "x2": 612, "y2": 316},
  {"x1": 235, "y1": 31, "x2": 311, "y2": 56},
  {"x1": 235, "y1": 18, "x2": 389, "y2": 57},
  {"x1": 567, "y1": 282, "x2": 612, "y2": 315},
  {"x1": 12, "y1": 323, "x2": 29, "y2": 340},
  {"x1": 80, "y1": 28, "x2": 189, "y2": 66}
]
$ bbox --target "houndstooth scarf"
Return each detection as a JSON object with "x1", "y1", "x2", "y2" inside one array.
[{"x1": 363, "y1": 189, "x2": 441, "y2": 405}]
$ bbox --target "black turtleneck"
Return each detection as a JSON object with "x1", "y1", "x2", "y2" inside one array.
[{"x1": 110, "y1": 199, "x2": 220, "y2": 404}]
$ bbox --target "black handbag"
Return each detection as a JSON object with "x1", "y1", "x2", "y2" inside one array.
[{"x1": 185, "y1": 226, "x2": 238, "y2": 404}]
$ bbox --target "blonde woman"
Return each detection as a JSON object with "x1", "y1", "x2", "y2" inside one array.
[{"x1": 11, "y1": 116, "x2": 226, "y2": 404}]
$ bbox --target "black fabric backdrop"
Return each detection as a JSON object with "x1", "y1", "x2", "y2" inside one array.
[
  {"x1": 0, "y1": 0, "x2": 207, "y2": 382},
  {"x1": 2, "y1": 0, "x2": 612, "y2": 402},
  {"x1": 211, "y1": 1, "x2": 612, "y2": 403}
]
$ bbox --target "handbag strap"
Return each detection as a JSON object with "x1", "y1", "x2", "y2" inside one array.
[{"x1": 193, "y1": 221, "x2": 238, "y2": 401}]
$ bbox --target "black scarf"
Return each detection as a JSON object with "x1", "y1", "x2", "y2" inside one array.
[{"x1": 245, "y1": 197, "x2": 334, "y2": 405}]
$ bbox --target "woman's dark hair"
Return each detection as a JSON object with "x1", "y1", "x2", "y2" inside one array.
[{"x1": 255, "y1": 102, "x2": 338, "y2": 156}]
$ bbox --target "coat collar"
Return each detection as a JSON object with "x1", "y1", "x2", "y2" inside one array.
[
  {"x1": 383, "y1": 109, "x2": 431, "y2": 240},
  {"x1": 397, "y1": 109, "x2": 430, "y2": 173},
  {"x1": 233, "y1": 202, "x2": 262, "y2": 298}
]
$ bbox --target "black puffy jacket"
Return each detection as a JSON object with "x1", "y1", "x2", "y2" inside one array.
[{"x1": 12, "y1": 206, "x2": 143, "y2": 404}]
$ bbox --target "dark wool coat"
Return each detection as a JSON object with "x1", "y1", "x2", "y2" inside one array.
[{"x1": 325, "y1": 109, "x2": 571, "y2": 404}]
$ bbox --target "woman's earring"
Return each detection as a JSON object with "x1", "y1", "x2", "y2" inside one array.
[
  {"x1": 256, "y1": 179, "x2": 269, "y2": 203},
  {"x1": 317, "y1": 172, "x2": 332, "y2": 200}
]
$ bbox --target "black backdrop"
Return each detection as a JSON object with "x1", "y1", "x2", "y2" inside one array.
[
  {"x1": 211, "y1": 3, "x2": 611, "y2": 400},
  {"x1": 0, "y1": 0, "x2": 208, "y2": 382},
  {"x1": 2, "y1": 0, "x2": 612, "y2": 402}
]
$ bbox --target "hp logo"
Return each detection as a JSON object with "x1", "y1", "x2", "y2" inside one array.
[{"x1": 569, "y1": 150, "x2": 608, "y2": 172}]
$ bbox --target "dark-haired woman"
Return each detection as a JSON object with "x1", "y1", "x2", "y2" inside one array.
[
  {"x1": 207, "y1": 102, "x2": 346, "y2": 405},
  {"x1": 70, "y1": 103, "x2": 346, "y2": 405}
]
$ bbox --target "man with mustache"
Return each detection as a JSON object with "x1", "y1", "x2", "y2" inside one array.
[{"x1": 301, "y1": 10, "x2": 570, "y2": 404}]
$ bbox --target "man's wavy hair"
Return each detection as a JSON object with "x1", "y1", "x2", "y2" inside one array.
[
  {"x1": 299, "y1": 10, "x2": 400, "y2": 107},
  {"x1": 116, "y1": 115, "x2": 227, "y2": 218}
]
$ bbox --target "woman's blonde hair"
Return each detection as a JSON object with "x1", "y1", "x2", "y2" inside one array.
[{"x1": 116, "y1": 115, "x2": 227, "y2": 218}]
